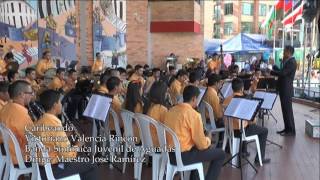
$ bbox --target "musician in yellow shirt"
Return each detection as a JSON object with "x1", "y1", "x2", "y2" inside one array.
[
  {"x1": 164, "y1": 85, "x2": 225, "y2": 180},
  {"x1": 0, "y1": 80, "x2": 34, "y2": 165},
  {"x1": 144, "y1": 81, "x2": 168, "y2": 147},
  {"x1": 169, "y1": 69, "x2": 188, "y2": 105},
  {"x1": 0, "y1": 58, "x2": 6, "y2": 75},
  {"x1": 34, "y1": 90, "x2": 101, "y2": 179},
  {"x1": 204, "y1": 74, "x2": 224, "y2": 127},
  {"x1": 0, "y1": 81, "x2": 9, "y2": 110},
  {"x1": 25, "y1": 67, "x2": 40, "y2": 93},
  {"x1": 91, "y1": 52, "x2": 104, "y2": 74},
  {"x1": 96, "y1": 73, "x2": 109, "y2": 94},
  {"x1": 207, "y1": 55, "x2": 221, "y2": 74},
  {"x1": 144, "y1": 68, "x2": 161, "y2": 94},
  {"x1": 48, "y1": 68, "x2": 67, "y2": 92},
  {"x1": 188, "y1": 71, "x2": 201, "y2": 87},
  {"x1": 129, "y1": 65, "x2": 145, "y2": 87},
  {"x1": 106, "y1": 76, "x2": 123, "y2": 130},
  {"x1": 223, "y1": 78, "x2": 270, "y2": 164},
  {"x1": 36, "y1": 50, "x2": 55, "y2": 78},
  {"x1": 65, "y1": 69, "x2": 77, "y2": 91}
]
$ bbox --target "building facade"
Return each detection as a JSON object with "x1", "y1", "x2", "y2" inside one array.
[
  {"x1": 213, "y1": 0, "x2": 275, "y2": 39},
  {"x1": 0, "y1": 0, "x2": 37, "y2": 28}
]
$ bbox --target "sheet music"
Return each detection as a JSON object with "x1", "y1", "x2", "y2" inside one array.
[
  {"x1": 83, "y1": 94, "x2": 113, "y2": 121},
  {"x1": 224, "y1": 98, "x2": 260, "y2": 121},
  {"x1": 221, "y1": 82, "x2": 233, "y2": 98},
  {"x1": 197, "y1": 87, "x2": 207, "y2": 106},
  {"x1": 253, "y1": 91, "x2": 277, "y2": 109},
  {"x1": 178, "y1": 87, "x2": 207, "y2": 106}
]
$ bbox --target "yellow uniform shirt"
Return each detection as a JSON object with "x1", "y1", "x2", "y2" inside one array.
[
  {"x1": 25, "y1": 78, "x2": 40, "y2": 92},
  {"x1": 97, "y1": 86, "x2": 109, "y2": 94},
  {"x1": 36, "y1": 59, "x2": 55, "y2": 77},
  {"x1": 109, "y1": 95, "x2": 123, "y2": 130},
  {"x1": 0, "y1": 59, "x2": 7, "y2": 74},
  {"x1": 222, "y1": 92, "x2": 248, "y2": 130},
  {"x1": 164, "y1": 103, "x2": 210, "y2": 152},
  {"x1": 144, "y1": 76, "x2": 155, "y2": 93},
  {"x1": 0, "y1": 102, "x2": 34, "y2": 165},
  {"x1": 34, "y1": 113, "x2": 77, "y2": 164},
  {"x1": 91, "y1": 60, "x2": 103, "y2": 74},
  {"x1": 0, "y1": 99, "x2": 6, "y2": 111},
  {"x1": 207, "y1": 60, "x2": 220, "y2": 72},
  {"x1": 169, "y1": 79, "x2": 184, "y2": 105},
  {"x1": 204, "y1": 87, "x2": 223, "y2": 120},
  {"x1": 147, "y1": 104, "x2": 168, "y2": 147},
  {"x1": 48, "y1": 76, "x2": 65, "y2": 91}
]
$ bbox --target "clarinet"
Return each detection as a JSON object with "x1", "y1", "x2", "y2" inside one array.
[
  {"x1": 28, "y1": 101, "x2": 44, "y2": 122},
  {"x1": 61, "y1": 106, "x2": 81, "y2": 146}
]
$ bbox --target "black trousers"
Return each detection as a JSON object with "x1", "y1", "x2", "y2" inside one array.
[
  {"x1": 40, "y1": 162, "x2": 102, "y2": 180},
  {"x1": 279, "y1": 93, "x2": 295, "y2": 133},
  {"x1": 170, "y1": 146, "x2": 226, "y2": 180},
  {"x1": 235, "y1": 124, "x2": 268, "y2": 160}
]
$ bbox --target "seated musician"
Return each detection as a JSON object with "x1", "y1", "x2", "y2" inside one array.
[
  {"x1": 0, "y1": 81, "x2": 9, "y2": 110},
  {"x1": 129, "y1": 64, "x2": 145, "y2": 87},
  {"x1": 7, "y1": 70, "x2": 19, "y2": 83},
  {"x1": 36, "y1": 50, "x2": 55, "y2": 78},
  {"x1": 25, "y1": 67, "x2": 40, "y2": 93},
  {"x1": 65, "y1": 69, "x2": 77, "y2": 90},
  {"x1": 204, "y1": 74, "x2": 224, "y2": 127},
  {"x1": 124, "y1": 81, "x2": 144, "y2": 143},
  {"x1": 223, "y1": 78, "x2": 270, "y2": 164},
  {"x1": 144, "y1": 81, "x2": 168, "y2": 147},
  {"x1": 207, "y1": 55, "x2": 221, "y2": 74},
  {"x1": 0, "y1": 81, "x2": 34, "y2": 165},
  {"x1": 164, "y1": 85, "x2": 225, "y2": 180},
  {"x1": 144, "y1": 68, "x2": 161, "y2": 94},
  {"x1": 96, "y1": 73, "x2": 109, "y2": 94},
  {"x1": 0, "y1": 50, "x2": 6, "y2": 75},
  {"x1": 106, "y1": 76, "x2": 123, "y2": 131},
  {"x1": 168, "y1": 69, "x2": 189, "y2": 105},
  {"x1": 91, "y1": 52, "x2": 104, "y2": 74},
  {"x1": 34, "y1": 90, "x2": 101, "y2": 179},
  {"x1": 48, "y1": 68, "x2": 67, "y2": 92},
  {"x1": 117, "y1": 67, "x2": 128, "y2": 97},
  {"x1": 249, "y1": 69, "x2": 261, "y2": 93},
  {"x1": 188, "y1": 70, "x2": 201, "y2": 87}
]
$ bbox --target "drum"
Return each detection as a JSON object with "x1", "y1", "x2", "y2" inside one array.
[{"x1": 44, "y1": 68, "x2": 57, "y2": 85}]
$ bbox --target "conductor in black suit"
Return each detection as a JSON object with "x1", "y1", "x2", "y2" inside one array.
[{"x1": 271, "y1": 45, "x2": 297, "y2": 136}]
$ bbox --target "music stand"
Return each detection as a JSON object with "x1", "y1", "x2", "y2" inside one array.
[
  {"x1": 83, "y1": 93, "x2": 113, "y2": 156},
  {"x1": 223, "y1": 97, "x2": 262, "y2": 180},
  {"x1": 253, "y1": 91, "x2": 283, "y2": 149}
]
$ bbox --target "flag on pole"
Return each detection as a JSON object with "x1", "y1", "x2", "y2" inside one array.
[
  {"x1": 275, "y1": 0, "x2": 293, "y2": 12},
  {"x1": 261, "y1": 6, "x2": 276, "y2": 39},
  {"x1": 282, "y1": 3, "x2": 303, "y2": 28}
]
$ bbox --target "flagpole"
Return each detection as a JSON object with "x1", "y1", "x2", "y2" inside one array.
[
  {"x1": 291, "y1": 1, "x2": 294, "y2": 46},
  {"x1": 273, "y1": 5, "x2": 276, "y2": 59},
  {"x1": 282, "y1": 0, "x2": 285, "y2": 52}
]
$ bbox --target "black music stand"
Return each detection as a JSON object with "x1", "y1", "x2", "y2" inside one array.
[
  {"x1": 253, "y1": 91, "x2": 283, "y2": 149},
  {"x1": 223, "y1": 98, "x2": 262, "y2": 180}
]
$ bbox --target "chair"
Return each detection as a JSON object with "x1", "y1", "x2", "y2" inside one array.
[
  {"x1": 0, "y1": 123, "x2": 37, "y2": 180},
  {"x1": 199, "y1": 101, "x2": 227, "y2": 148},
  {"x1": 102, "y1": 108, "x2": 122, "y2": 161},
  {"x1": 25, "y1": 130, "x2": 80, "y2": 180},
  {"x1": 134, "y1": 113, "x2": 162, "y2": 180},
  {"x1": 226, "y1": 119, "x2": 263, "y2": 167},
  {"x1": 156, "y1": 122, "x2": 205, "y2": 180},
  {"x1": 0, "y1": 126, "x2": 8, "y2": 180},
  {"x1": 120, "y1": 109, "x2": 142, "y2": 179}
]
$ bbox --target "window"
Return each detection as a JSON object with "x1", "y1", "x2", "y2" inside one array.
[
  {"x1": 26, "y1": 16, "x2": 28, "y2": 25},
  {"x1": 7, "y1": 3, "x2": 9, "y2": 13},
  {"x1": 214, "y1": 5, "x2": 221, "y2": 20},
  {"x1": 194, "y1": 0, "x2": 200, "y2": 4},
  {"x1": 242, "y1": 3, "x2": 253, "y2": 15},
  {"x1": 20, "y1": 16, "x2": 23, "y2": 27},
  {"x1": 224, "y1": 3, "x2": 233, "y2": 15},
  {"x1": 13, "y1": 16, "x2": 16, "y2": 27},
  {"x1": 19, "y1": 3, "x2": 21, "y2": 13},
  {"x1": 259, "y1": 4, "x2": 267, "y2": 16},
  {"x1": 224, "y1": 22, "x2": 233, "y2": 35},
  {"x1": 8, "y1": 16, "x2": 10, "y2": 25},
  {"x1": 26, "y1": 4, "x2": 27, "y2": 13},
  {"x1": 11, "y1": 3, "x2": 14, "y2": 13},
  {"x1": 214, "y1": 23, "x2": 221, "y2": 38},
  {"x1": 241, "y1": 22, "x2": 253, "y2": 33}
]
